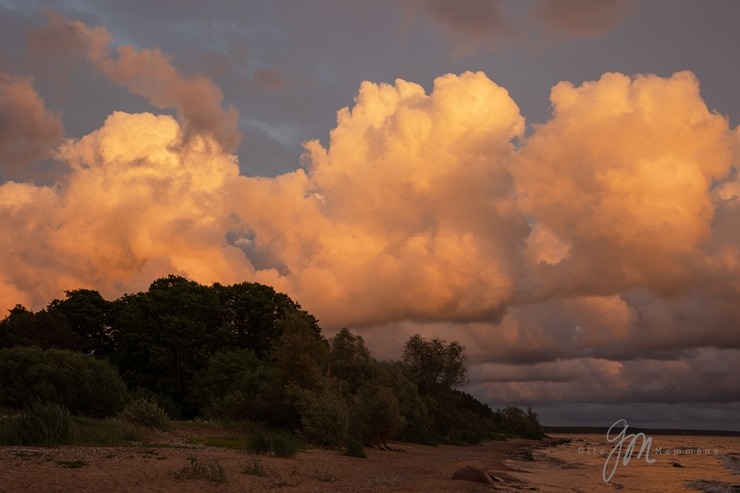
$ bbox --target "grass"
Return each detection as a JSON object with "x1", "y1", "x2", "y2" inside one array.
[
  {"x1": 242, "y1": 457, "x2": 269, "y2": 477},
  {"x1": 314, "y1": 470, "x2": 337, "y2": 482},
  {"x1": 245, "y1": 428, "x2": 300, "y2": 457},
  {"x1": 192, "y1": 435, "x2": 247, "y2": 450},
  {"x1": 13, "y1": 450, "x2": 43, "y2": 460},
  {"x1": 267, "y1": 463, "x2": 301, "y2": 488},
  {"x1": 56, "y1": 459, "x2": 86, "y2": 469},
  {"x1": 0, "y1": 401, "x2": 72, "y2": 446},
  {"x1": 70, "y1": 416, "x2": 142, "y2": 446},
  {"x1": 118, "y1": 398, "x2": 170, "y2": 431},
  {"x1": 172, "y1": 457, "x2": 227, "y2": 484},
  {"x1": 343, "y1": 436, "x2": 366, "y2": 458}
]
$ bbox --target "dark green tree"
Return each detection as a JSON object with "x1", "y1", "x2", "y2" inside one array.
[
  {"x1": 110, "y1": 276, "x2": 234, "y2": 416},
  {"x1": 0, "y1": 305, "x2": 80, "y2": 351},
  {"x1": 46, "y1": 289, "x2": 115, "y2": 356},
  {"x1": 214, "y1": 282, "x2": 320, "y2": 358},
  {"x1": 401, "y1": 334, "x2": 468, "y2": 395},
  {"x1": 329, "y1": 328, "x2": 374, "y2": 394}
]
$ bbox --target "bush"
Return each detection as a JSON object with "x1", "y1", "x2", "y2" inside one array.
[
  {"x1": 119, "y1": 398, "x2": 170, "y2": 430},
  {"x1": 297, "y1": 387, "x2": 348, "y2": 447},
  {"x1": 246, "y1": 429, "x2": 273, "y2": 455},
  {"x1": 0, "y1": 347, "x2": 127, "y2": 417},
  {"x1": 245, "y1": 428, "x2": 299, "y2": 457},
  {"x1": 272, "y1": 433, "x2": 299, "y2": 458},
  {"x1": 0, "y1": 401, "x2": 72, "y2": 446},
  {"x1": 343, "y1": 435, "x2": 366, "y2": 458}
]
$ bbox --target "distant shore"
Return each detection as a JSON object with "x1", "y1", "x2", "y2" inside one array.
[
  {"x1": 0, "y1": 437, "x2": 539, "y2": 492},
  {"x1": 544, "y1": 426, "x2": 740, "y2": 436}
]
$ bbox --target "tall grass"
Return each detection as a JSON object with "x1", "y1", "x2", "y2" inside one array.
[
  {"x1": 118, "y1": 398, "x2": 170, "y2": 431},
  {"x1": 0, "y1": 401, "x2": 72, "y2": 446}
]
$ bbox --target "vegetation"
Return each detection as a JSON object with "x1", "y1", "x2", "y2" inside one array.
[
  {"x1": 0, "y1": 401, "x2": 72, "y2": 446},
  {"x1": 172, "y1": 457, "x2": 226, "y2": 484},
  {"x1": 0, "y1": 346, "x2": 127, "y2": 417},
  {"x1": 118, "y1": 398, "x2": 170, "y2": 431},
  {"x1": 0, "y1": 275, "x2": 545, "y2": 451}
]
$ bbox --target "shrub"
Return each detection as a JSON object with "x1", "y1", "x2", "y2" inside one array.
[
  {"x1": 343, "y1": 435, "x2": 366, "y2": 458},
  {"x1": 0, "y1": 347, "x2": 127, "y2": 417},
  {"x1": 297, "y1": 386, "x2": 348, "y2": 447},
  {"x1": 173, "y1": 457, "x2": 226, "y2": 484},
  {"x1": 118, "y1": 398, "x2": 170, "y2": 430},
  {"x1": 242, "y1": 458, "x2": 269, "y2": 476},
  {"x1": 272, "y1": 433, "x2": 299, "y2": 458},
  {"x1": 0, "y1": 401, "x2": 72, "y2": 446},
  {"x1": 246, "y1": 429, "x2": 273, "y2": 455}
]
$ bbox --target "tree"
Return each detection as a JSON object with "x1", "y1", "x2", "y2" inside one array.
[
  {"x1": 272, "y1": 312, "x2": 330, "y2": 391},
  {"x1": 401, "y1": 334, "x2": 468, "y2": 395},
  {"x1": 46, "y1": 289, "x2": 115, "y2": 356},
  {"x1": 353, "y1": 383, "x2": 405, "y2": 449},
  {"x1": 190, "y1": 349, "x2": 290, "y2": 423},
  {"x1": 0, "y1": 305, "x2": 80, "y2": 351},
  {"x1": 110, "y1": 276, "x2": 234, "y2": 416},
  {"x1": 214, "y1": 282, "x2": 320, "y2": 358},
  {"x1": 329, "y1": 328, "x2": 374, "y2": 393},
  {"x1": 296, "y1": 385, "x2": 349, "y2": 447}
]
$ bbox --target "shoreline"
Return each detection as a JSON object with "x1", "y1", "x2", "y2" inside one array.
[{"x1": 0, "y1": 438, "x2": 542, "y2": 492}]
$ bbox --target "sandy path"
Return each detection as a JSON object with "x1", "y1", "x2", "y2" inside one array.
[{"x1": 0, "y1": 439, "x2": 535, "y2": 492}]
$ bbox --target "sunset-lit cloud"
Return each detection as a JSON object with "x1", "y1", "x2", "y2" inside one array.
[
  {"x1": 29, "y1": 12, "x2": 241, "y2": 152},
  {"x1": 0, "y1": 72, "x2": 63, "y2": 177},
  {"x1": 2, "y1": 10, "x2": 740, "y2": 426}
]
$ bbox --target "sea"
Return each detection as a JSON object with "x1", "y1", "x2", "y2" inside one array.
[{"x1": 503, "y1": 433, "x2": 740, "y2": 492}]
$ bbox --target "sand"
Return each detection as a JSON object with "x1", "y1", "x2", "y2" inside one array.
[{"x1": 0, "y1": 438, "x2": 537, "y2": 492}]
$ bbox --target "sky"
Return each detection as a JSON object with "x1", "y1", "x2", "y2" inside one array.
[{"x1": 1, "y1": 0, "x2": 740, "y2": 430}]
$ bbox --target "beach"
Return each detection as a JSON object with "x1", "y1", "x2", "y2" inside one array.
[{"x1": 0, "y1": 437, "x2": 537, "y2": 492}]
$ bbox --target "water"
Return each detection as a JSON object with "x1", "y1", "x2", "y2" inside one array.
[{"x1": 503, "y1": 434, "x2": 740, "y2": 492}]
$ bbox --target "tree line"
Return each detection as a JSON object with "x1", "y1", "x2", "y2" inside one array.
[{"x1": 0, "y1": 275, "x2": 544, "y2": 447}]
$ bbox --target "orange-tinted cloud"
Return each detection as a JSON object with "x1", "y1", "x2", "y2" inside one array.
[
  {"x1": 239, "y1": 71, "x2": 528, "y2": 328},
  {"x1": 515, "y1": 71, "x2": 736, "y2": 298},
  {"x1": 0, "y1": 72, "x2": 63, "y2": 177},
  {"x1": 29, "y1": 13, "x2": 241, "y2": 152},
  {"x1": 0, "y1": 111, "x2": 252, "y2": 309}
]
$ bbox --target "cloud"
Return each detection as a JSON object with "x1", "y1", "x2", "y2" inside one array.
[
  {"x1": 407, "y1": 0, "x2": 632, "y2": 52},
  {"x1": 240, "y1": 71, "x2": 529, "y2": 328},
  {"x1": 515, "y1": 71, "x2": 736, "y2": 299},
  {"x1": 0, "y1": 72, "x2": 63, "y2": 177},
  {"x1": 0, "y1": 111, "x2": 252, "y2": 309},
  {"x1": 250, "y1": 69, "x2": 286, "y2": 90},
  {"x1": 531, "y1": 0, "x2": 632, "y2": 40},
  {"x1": 29, "y1": 13, "x2": 241, "y2": 152},
  {"x1": 406, "y1": 0, "x2": 519, "y2": 51}
]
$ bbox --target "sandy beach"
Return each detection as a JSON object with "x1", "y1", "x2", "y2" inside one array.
[{"x1": 0, "y1": 437, "x2": 536, "y2": 493}]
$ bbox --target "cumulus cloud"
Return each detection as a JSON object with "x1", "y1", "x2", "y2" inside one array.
[
  {"x1": 0, "y1": 72, "x2": 63, "y2": 176},
  {"x1": 515, "y1": 71, "x2": 736, "y2": 298},
  {"x1": 0, "y1": 111, "x2": 252, "y2": 308}
]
